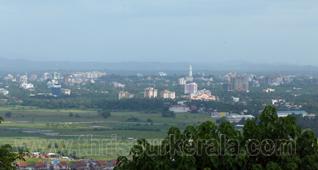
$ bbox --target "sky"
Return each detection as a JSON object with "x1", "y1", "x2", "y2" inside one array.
[{"x1": 0, "y1": 0, "x2": 317, "y2": 65}]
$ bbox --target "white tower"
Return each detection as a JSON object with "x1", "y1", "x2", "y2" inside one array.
[{"x1": 189, "y1": 64, "x2": 193, "y2": 77}]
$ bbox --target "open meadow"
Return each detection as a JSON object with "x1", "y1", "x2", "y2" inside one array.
[{"x1": 0, "y1": 106, "x2": 211, "y2": 159}]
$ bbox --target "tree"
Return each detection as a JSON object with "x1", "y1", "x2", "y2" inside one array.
[
  {"x1": 161, "y1": 111, "x2": 175, "y2": 118},
  {"x1": 115, "y1": 106, "x2": 318, "y2": 170},
  {"x1": 146, "y1": 118, "x2": 154, "y2": 125},
  {"x1": 68, "y1": 112, "x2": 74, "y2": 117},
  {"x1": 98, "y1": 109, "x2": 111, "y2": 119},
  {"x1": 0, "y1": 117, "x2": 23, "y2": 169},
  {"x1": 4, "y1": 112, "x2": 12, "y2": 118}
]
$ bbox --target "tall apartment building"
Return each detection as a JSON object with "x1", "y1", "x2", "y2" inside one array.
[
  {"x1": 144, "y1": 87, "x2": 158, "y2": 98},
  {"x1": 184, "y1": 82, "x2": 198, "y2": 95},
  {"x1": 160, "y1": 90, "x2": 176, "y2": 99},
  {"x1": 228, "y1": 76, "x2": 249, "y2": 92},
  {"x1": 178, "y1": 77, "x2": 187, "y2": 85}
]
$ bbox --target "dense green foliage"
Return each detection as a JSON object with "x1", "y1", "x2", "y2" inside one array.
[
  {"x1": 98, "y1": 109, "x2": 111, "y2": 119},
  {"x1": 161, "y1": 107, "x2": 176, "y2": 118},
  {"x1": 296, "y1": 116, "x2": 318, "y2": 136},
  {"x1": 0, "y1": 117, "x2": 23, "y2": 169},
  {"x1": 115, "y1": 106, "x2": 318, "y2": 170},
  {"x1": 22, "y1": 98, "x2": 171, "y2": 112}
]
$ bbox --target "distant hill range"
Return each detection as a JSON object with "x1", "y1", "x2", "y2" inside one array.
[{"x1": 0, "y1": 58, "x2": 318, "y2": 74}]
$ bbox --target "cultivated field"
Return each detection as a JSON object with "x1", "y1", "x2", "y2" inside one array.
[{"x1": 0, "y1": 106, "x2": 211, "y2": 159}]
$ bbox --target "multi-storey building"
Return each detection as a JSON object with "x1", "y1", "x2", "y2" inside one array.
[
  {"x1": 144, "y1": 88, "x2": 158, "y2": 98},
  {"x1": 160, "y1": 90, "x2": 176, "y2": 100},
  {"x1": 184, "y1": 82, "x2": 198, "y2": 95}
]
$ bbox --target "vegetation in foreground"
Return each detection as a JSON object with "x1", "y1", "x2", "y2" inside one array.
[
  {"x1": 115, "y1": 106, "x2": 318, "y2": 170},
  {"x1": 0, "y1": 117, "x2": 23, "y2": 169}
]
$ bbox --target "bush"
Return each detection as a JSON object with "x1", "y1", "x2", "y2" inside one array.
[
  {"x1": 98, "y1": 110, "x2": 111, "y2": 119},
  {"x1": 161, "y1": 110, "x2": 175, "y2": 118},
  {"x1": 68, "y1": 112, "x2": 74, "y2": 117},
  {"x1": 126, "y1": 116, "x2": 140, "y2": 122},
  {"x1": 4, "y1": 112, "x2": 12, "y2": 118}
]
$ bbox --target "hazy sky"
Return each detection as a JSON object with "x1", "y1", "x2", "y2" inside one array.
[{"x1": 0, "y1": 0, "x2": 317, "y2": 65}]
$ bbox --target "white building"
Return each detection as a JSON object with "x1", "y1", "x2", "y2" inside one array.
[
  {"x1": 118, "y1": 91, "x2": 134, "y2": 100},
  {"x1": 226, "y1": 114, "x2": 255, "y2": 123},
  {"x1": 0, "y1": 88, "x2": 9, "y2": 96},
  {"x1": 178, "y1": 77, "x2": 187, "y2": 85},
  {"x1": 277, "y1": 110, "x2": 308, "y2": 117},
  {"x1": 20, "y1": 83, "x2": 34, "y2": 90},
  {"x1": 4, "y1": 74, "x2": 15, "y2": 81},
  {"x1": 232, "y1": 97, "x2": 240, "y2": 103},
  {"x1": 113, "y1": 82, "x2": 126, "y2": 88},
  {"x1": 160, "y1": 90, "x2": 176, "y2": 99},
  {"x1": 264, "y1": 88, "x2": 275, "y2": 93},
  {"x1": 190, "y1": 89, "x2": 217, "y2": 101},
  {"x1": 169, "y1": 105, "x2": 190, "y2": 113},
  {"x1": 19, "y1": 75, "x2": 28, "y2": 83},
  {"x1": 144, "y1": 88, "x2": 158, "y2": 98},
  {"x1": 159, "y1": 72, "x2": 167, "y2": 77},
  {"x1": 43, "y1": 72, "x2": 51, "y2": 80},
  {"x1": 184, "y1": 82, "x2": 198, "y2": 95},
  {"x1": 272, "y1": 99, "x2": 285, "y2": 105},
  {"x1": 62, "y1": 89, "x2": 72, "y2": 96}
]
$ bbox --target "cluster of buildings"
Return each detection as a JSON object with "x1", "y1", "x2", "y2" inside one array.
[
  {"x1": 63, "y1": 71, "x2": 106, "y2": 85},
  {"x1": 16, "y1": 159, "x2": 116, "y2": 170},
  {"x1": 272, "y1": 98, "x2": 303, "y2": 110},
  {"x1": 118, "y1": 91, "x2": 134, "y2": 100},
  {"x1": 190, "y1": 89, "x2": 217, "y2": 101},
  {"x1": 225, "y1": 73, "x2": 250, "y2": 92},
  {"x1": 211, "y1": 111, "x2": 255, "y2": 124},
  {"x1": 143, "y1": 88, "x2": 176, "y2": 99},
  {"x1": 14, "y1": 74, "x2": 35, "y2": 90},
  {"x1": 2, "y1": 71, "x2": 108, "y2": 98},
  {"x1": 224, "y1": 74, "x2": 295, "y2": 93},
  {"x1": 46, "y1": 73, "x2": 73, "y2": 97},
  {"x1": 0, "y1": 88, "x2": 9, "y2": 96},
  {"x1": 113, "y1": 82, "x2": 125, "y2": 88},
  {"x1": 210, "y1": 110, "x2": 315, "y2": 126},
  {"x1": 160, "y1": 90, "x2": 176, "y2": 99},
  {"x1": 117, "y1": 65, "x2": 218, "y2": 101},
  {"x1": 15, "y1": 152, "x2": 116, "y2": 170},
  {"x1": 182, "y1": 65, "x2": 218, "y2": 101}
]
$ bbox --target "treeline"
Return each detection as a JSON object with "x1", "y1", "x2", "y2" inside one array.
[
  {"x1": 188, "y1": 100, "x2": 262, "y2": 115},
  {"x1": 22, "y1": 97, "x2": 174, "y2": 112},
  {"x1": 21, "y1": 95, "x2": 264, "y2": 115}
]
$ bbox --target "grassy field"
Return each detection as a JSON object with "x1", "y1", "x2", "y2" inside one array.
[{"x1": 0, "y1": 106, "x2": 212, "y2": 159}]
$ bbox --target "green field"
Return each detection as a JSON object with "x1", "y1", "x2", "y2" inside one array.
[{"x1": 0, "y1": 106, "x2": 211, "y2": 159}]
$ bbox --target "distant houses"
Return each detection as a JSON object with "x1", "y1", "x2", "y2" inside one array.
[
  {"x1": 169, "y1": 105, "x2": 190, "y2": 113},
  {"x1": 211, "y1": 111, "x2": 255, "y2": 123},
  {"x1": 190, "y1": 89, "x2": 217, "y2": 101},
  {"x1": 160, "y1": 90, "x2": 176, "y2": 100},
  {"x1": 16, "y1": 157, "x2": 117, "y2": 170},
  {"x1": 118, "y1": 91, "x2": 134, "y2": 100},
  {"x1": 277, "y1": 110, "x2": 308, "y2": 117}
]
